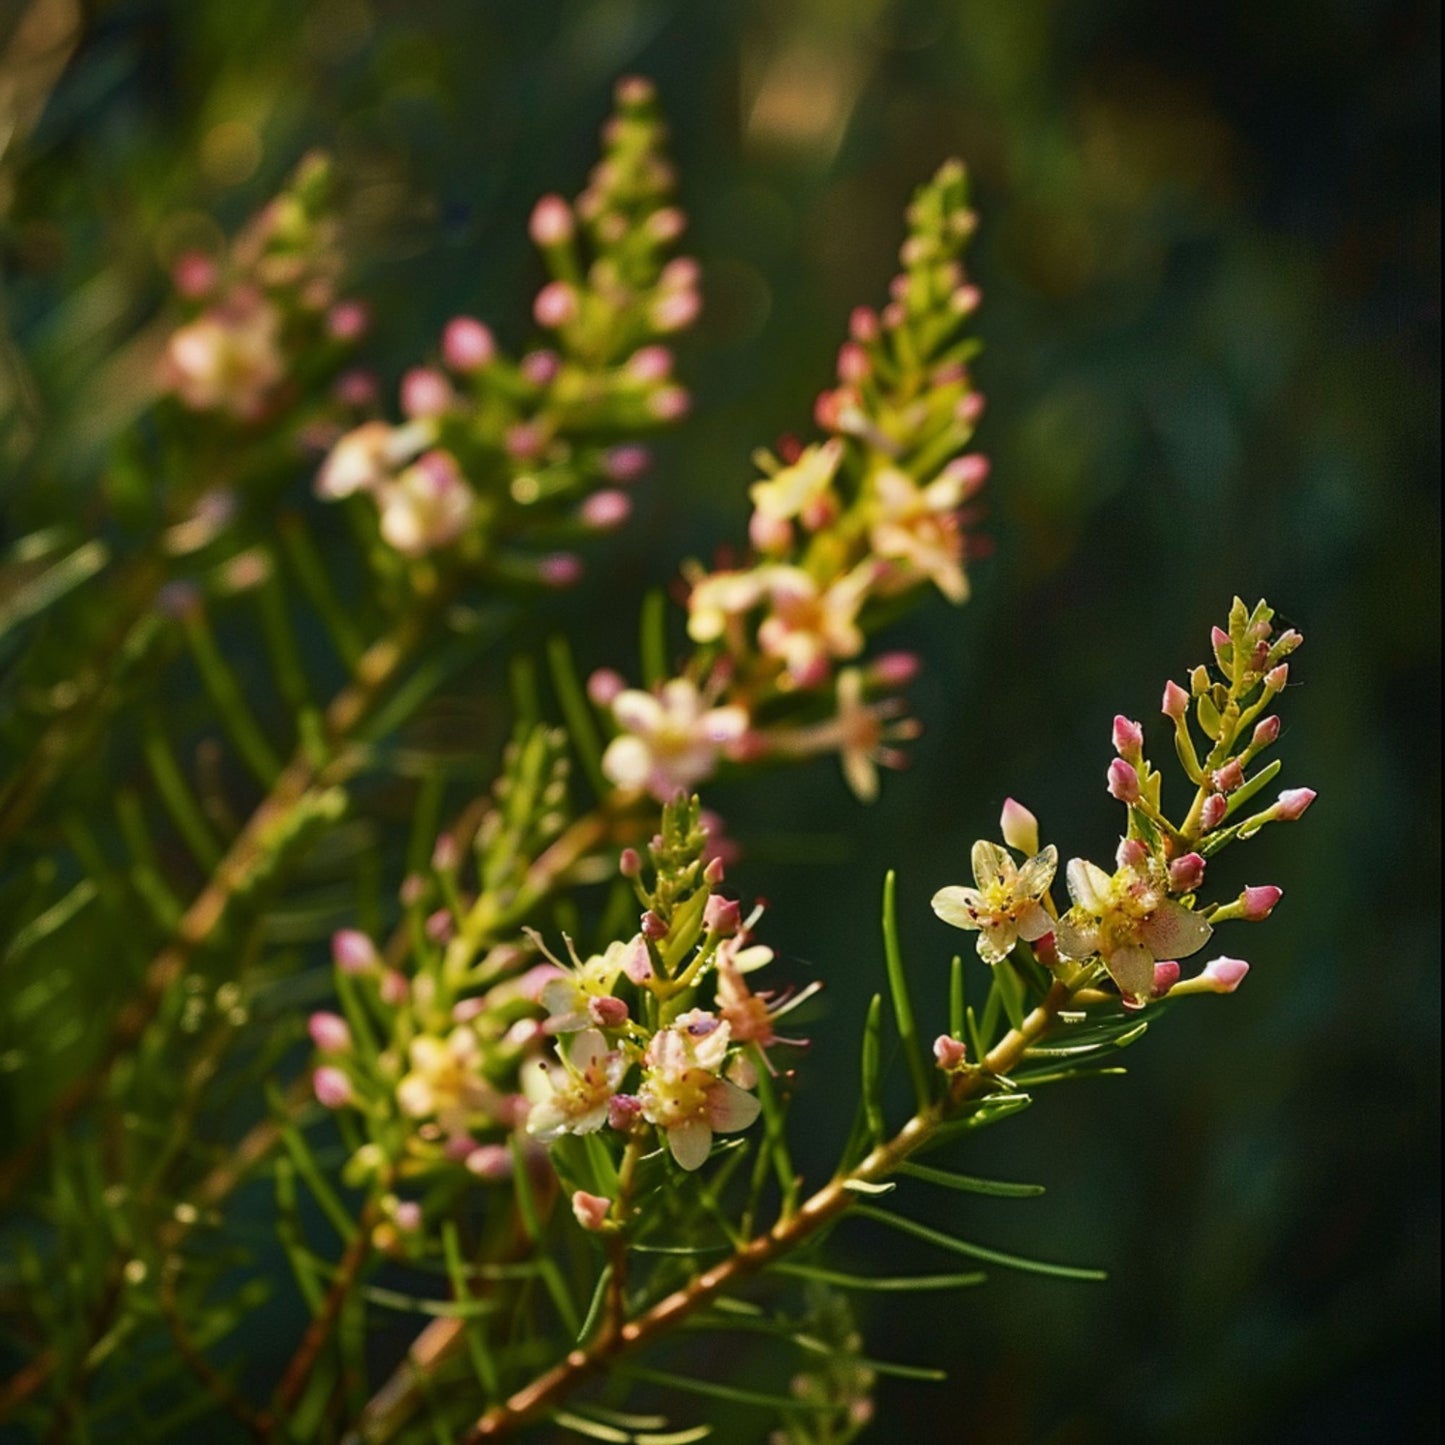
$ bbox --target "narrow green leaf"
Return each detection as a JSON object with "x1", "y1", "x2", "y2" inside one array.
[
  {"x1": 881, "y1": 871, "x2": 931, "y2": 1112},
  {"x1": 949, "y1": 955, "x2": 964, "y2": 1040},
  {"x1": 1225, "y1": 757, "x2": 1282, "y2": 818},
  {"x1": 270, "y1": 1086, "x2": 356, "y2": 1242},
  {"x1": 852, "y1": 1204, "x2": 1106, "y2": 1281},
  {"x1": 181, "y1": 607, "x2": 283, "y2": 784},
  {"x1": 0, "y1": 538, "x2": 108, "y2": 640},
  {"x1": 842, "y1": 1178, "x2": 896, "y2": 1195},
  {"x1": 441, "y1": 1220, "x2": 499, "y2": 1397},
  {"x1": 993, "y1": 953, "x2": 1027, "y2": 1032},
  {"x1": 3, "y1": 878, "x2": 96, "y2": 965},
  {"x1": 575, "y1": 1264, "x2": 613, "y2": 1345},
  {"x1": 142, "y1": 724, "x2": 223, "y2": 870},
  {"x1": 547, "y1": 634, "x2": 608, "y2": 797},
  {"x1": 640, "y1": 588, "x2": 668, "y2": 688},
  {"x1": 278, "y1": 513, "x2": 364, "y2": 668},
  {"x1": 770, "y1": 1261, "x2": 986, "y2": 1292},
  {"x1": 620, "y1": 1365, "x2": 836, "y2": 1413},
  {"x1": 508, "y1": 1136, "x2": 580, "y2": 1333},
  {"x1": 898, "y1": 1162, "x2": 1044, "y2": 1197},
  {"x1": 860, "y1": 994, "x2": 885, "y2": 1142}
]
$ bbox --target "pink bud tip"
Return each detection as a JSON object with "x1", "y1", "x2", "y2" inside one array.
[
  {"x1": 933, "y1": 1035, "x2": 968, "y2": 1071},
  {"x1": 1241, "y1": 885, "x2": 1283, "y2": 921},
  {"x1": 1252, "y1": 715, "x2": 1281, "y2": 749},
  {"x1": 1200, "y1": 793, "x2": 1228, "y2": 830},
  {"x1": 432, "y1": 835, "x2": 459, "y2": 872},
  {"x1": 400, "y1": 367, "x2": 452, "y2": 420},
  {"x1": 332, "y1": 930, "x2": 379, "y2": 975},
  {"x1": 442, "y1": 316, "x2": 495, "y2": 371},
  {"x1": 704, "y1": 894, "x2": 741, "y2": 936},
  {"x1": 379, "y1": 970, "x2": 409, "y2": 1007},
  {"x1": 1200, "y1": 956, "x2": 1250, "y2": 993},
  {"x1": 608, "y1": 1094, "x2": 643, "y2": 1131},
  {"x1": 308, "y1": 1012, "x2": 351, "y2": 1053},
  {"x1": 533, "y1": 280, "x2": 577, "y2": 328},
  {"x1": 704, "y1": 856, "x2": 726, "y2": 886},
  {"x1": 171, "y1": 250, "x2": 218, "y2": 298},
  {"x1": 647, "y1": 385, "x2": 691, "y2": 421},
  {"x1": 399, "y1": 874, "x2": 426, "y2": 907},
  {"x1": 1107, "y1": 758, "x2": 1141, "y2": 804},
  {"x1": 520, "y1": 350, "x2": 560, "y2": 387},
  {"x1": 1168, "y1": 853, "x2": 1206, "y2": 893},
  {"x1": 1212, "y1": 626, "x2": 1230, "y2": 649},
  {"x1": 465, "y1": 1144, "x2": 513, "y2": 1179},
  {"x1": 999, "y1": 798, "x2": 1040, "y2": 856},
  {"x1": 587, "y1": 668, "x2": 626, "y2": 707},
  {"x1": 950, "y1": 284, "x2": 982, "y2": 315},
  {"x1": 957, "y1": 391, "x2": 986, "y2": 424},
  {"x1": 1275, "y1": 787, "x2": 1316, "y2": 821},
  {"x1": 580, "y1": 488, "x2": 631, "y2": 531},
  {"x1": 944, "y1": 453, "x2": 991, "y2": 497},
  {"x1": 1151, "y1": 961, "x2": 1181, "y2": 997},
  {"x1": 313, "y1": 1066, "x2": 353, "y2": 1109},
  {"x1": 588, "y1": 995, "x2": 630, "y2": 1028},
  {"x1": 333, "y1": 369, "x2": 379, "y2": 408},
  {"x1": 837, "y1": 341, "x2": 870, "y2": 383},
  {"x1": 425, "y1": 909, "x2": 454, "y2": 943},
  {"x1": 539, "y1": 552, "x2": 584, "y2": 589},
  {"x1": 619, "y1": 848, "x2": 642, "y2": 879},
  {"x1": 1212, "y1": 759, "x2": 1245, "y2": 793},
  {"x1": 849, "y1": 306, "x2": 879, "y2": 342},
  {"x1": 393, "y1": 1200, "x2": 423, "y2": 1232},
  {"x1": 1162, "y1": 680, "x2": 1190, "y2": 721},
  {"x1": 626, "y1": 344, "x2": 673, "y2": 383},
  {"x1": 1266, "y1": 663, "x2": 1290, "y2": 691},
  {"x1": 529, "y1": 194, "x2": 574, "y2": 247},
  {"x1": 641, "y1": 910, "x2": 668, "y2": 941},
  {"x1": 326, "y1": 300, "x2": 370, "y2": 341},
  {"x1": 604, "y1": 444, "x2": 651, "y2": 483},
  {"x1": 870, "y1": 651, "x2": 922, "y2": 688},
  {"x1": 1112, "y1": 715, "x2": 1144, "y2": 761},
  {"x1": 1116, "y1": 837, "x2": 1149, "y2": 871},
  {"x1": 571, "y1": 1190, "x2": 612, "y2": 1231},
  {"x1": 749, "y1": 508, "x2": 793, "y2": 553}
]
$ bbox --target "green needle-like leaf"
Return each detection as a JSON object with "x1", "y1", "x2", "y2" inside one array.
[
  {"x1": 897, "y1": 1161, "x2": 1045, "y2": 1197},
  {"x1": 882, "y1": 870, "x2": 931, "y2": 1112}
]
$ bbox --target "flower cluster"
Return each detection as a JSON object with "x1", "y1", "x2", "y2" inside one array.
[
  {"x1": 314, "y1": 77, "x2": 698, "y2": 570},
  {"x1": 524, "y1": 796, "x2": 809, "y2": 1178},
  {"x1": 160, "y1": 153, "x2": 362, "y2": 423},
  {"x1": 597, "y1": 160, "x2": 986, "y2": 802},
  {"x1": 932, "y1": 600, "x2": 1315, "y2": 1007}
]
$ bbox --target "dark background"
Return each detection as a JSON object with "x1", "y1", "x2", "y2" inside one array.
[{"x1": 3, "y1": 1, "x2": 1439, "y2": 1441}]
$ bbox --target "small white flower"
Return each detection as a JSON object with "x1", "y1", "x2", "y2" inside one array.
[
  {"x1": 602, "y1": 679, "x2": 748, "y2": 801},
  {"x1": 932, "y1": 840, "x2": 1058, "y2": 965},
  {"x1": 376, "y1": 451, "x2": 474, "y2": 556},
  {"x1": 748, "y1": 440, "x2": 842, "y2": 524},
  {"x1": 523, "y1": 1030, "x2": 628, "y2": 1141},
  {"x1": 868, "y1": 467, "x2": 969, "y2": 603}
]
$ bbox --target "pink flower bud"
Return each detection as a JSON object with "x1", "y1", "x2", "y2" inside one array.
[
  {"x1": 425, "y1": 909, "x2": 454, "y2": 943},
  {"x1": 1168, "y1": 852, "x2": 1206, "y2": 893},
  {"x1": 379, "y1": 970, "x2": 409, "y2": 1007},
  {"x1": 313, "y1": 1066, "x2": 353, "y2": 1109},
  {"x1": 538, "y1": 552, "x2": 583, "y2": 589},
  {"x1": 950, "y1": 284, "x2": 982, "y2": 315},
  {"x1": 393, "y1": 1200, "x2": 423, "y2": 1232},
  {"x1": 933, "y1": 1035, "x2": 967, "y2": 1071},
  {"x1": 172, "y1": 250, "x2": 218, "y2": 298},
  {"x1": 520, "y1": 350, "x2": 559, "y2": 387},
  {"x1": 1112, "y1": 715, "x2": 1144, "y2": 761},
  {"x1": 587, "y1": 669, "x2": 626, "y2": 706},
  {"x1": 465, "y1": 1144, "x2": 513, "y2": 1179},
  {"x1": 646, "y1": 206, "x2": 686, "y2": 242},
  {"x1": 326, "y1": 300, "x2": 370, "y2": 341},
  {"x1": 1107, "y1": 758, "x2": 1140, "y2": 804},
  {"x1": 399, "y1": 874, "x2": 426, "y2": 907},
  {"x1": 653, "y1": 289, "x2": 701, "y2": 332},
  {"x1": 332, "y1": 929, "x2": 379, "y2": 975},
  {"x1": 333, "y1": 369, "x2": 379, "y2": 408},
  {"x1": 646, "y1": 385, "x2": 690, "y2": 421},
  {"x1": 999, "y1": 798, "x2": 1040, "y2": 856},
  {"x1": 870, "y1": 651, "x2": 922, "y2": 689},
  {"x1": 626, "y1": 345, "x2": 673, "y2": 383},
  {"x1": 661, "y1": 257, "x2": 700, "y2": 291},
  {"x1": 1274, "y1": 787, "x2": 1316, "y2": 821},
  {"x1": 1241, "y1": 884, "x2": 1283, "y2": 920},
  {"x1": 571, "y1": 1190, "x2": 612, "y2": 1232},
  {"x1": 400, "y1": 367, "x2": 452, "y2": 419},
  {"x1": 1212, "y1": 760, "x2": 1245, "y2": 793},
  {"x1": 432, "y1": 835, "x2": 459, "y2": 872},
  {"x1": 1151, "y1": 960, "x2": 1181, "y2": 997},
  {"x1": 837, "y1": 341, "x2": 870, "y2": 383},
  {"x1": 849, "y1": 306, "x2": 880, "y2": 342},
  {"x1": 608, "y1": 1094, "x2": 643, "y2": 1131},
  {"x1": 1252, "y1": 715, "x2": 1281, "y2": 749},
  {"x1": 1162, "y1": 680, "x2": 1190, "y2": 721},
  {"x1": 704, "y1": 856, "x2": 726, "y2": 886},
  {"x1": 943, "y1": 453, "x2": 990, "y2": 498},
  {"x1": 1265, "y1": 663, "x2": 1289, "y2": 691},
  {"x1": 533, "y1": 281, "x2": 577, "y2": 328},
  {"x1": 1200, "y1": 793, "x2": 1228, "y2": 830},
  {"x1": 529, "y1": 194, "x2": 574, "y2": 247},
  {"x1": 641, "y1": 910, "x2": 668, "y2": 941},
  {"x1": 957, "y1": 391, "x2": 986, "y2": 425},
  {"x1": 1199, "y1": 956, "x2": 1250, "y2": 993},
  {"x1": 309, "y1": 1012, "x2": 351, "y2": 1053},
  {"x1": 704, "y1": 894, "x2": 741, "y2": 936},
  {"x1": 618, "y1": 847, "x2": 642, "y2": 879},
  {"x1": 505, "y1": 421, "x2": 544, "y2": 461},
  {"x1": 580, "y1": 489, "x2": 631, "y2": 531},
  {"x1": 604, "y1": 444, "x2": 651, "y2": 483},
  {"x1": 442, "y1": 316, "x2": 495, "y2": 371},
  {"x1": 588, "y1": 995, "x2": 630, "y2": 1028},
  {"x1": 1116, "y1": 837, "x2": 1149, "y2": 871},
  {"x1": 749, "y1": 508, "x2": 793, "y2": 553}
]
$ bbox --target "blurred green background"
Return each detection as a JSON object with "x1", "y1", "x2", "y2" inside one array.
[{"x1": 2, "y1": 1, "x2": 1438, "y2": 1441}]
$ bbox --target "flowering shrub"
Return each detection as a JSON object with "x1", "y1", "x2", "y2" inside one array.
[{"x1": 0, "y1": 77, "x2": 1315, "y2": 1445}]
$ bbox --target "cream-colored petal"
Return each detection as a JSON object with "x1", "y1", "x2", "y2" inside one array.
[
  {"x1": 1054, "y1": 913, "x2": 1099, "y2": 961},
  {"x1": 1066, "y1": 858, "x2": 1113, "y2": 913},
  {"x1": 971, "y1": 839, "x2": 1016, "y2": 890},
  {"x1": 602, "y1": 735, "x2": 653, "y2": 789},
  {"x1": 977, "y1": 922, "x2": 1017, "y2": 967},
  {"x1": 1105, "y1": 944, "x2": 1156, "y2": 1002},
  {"x1": 611, "y1": 690, "x2": 664, "y2": 734},
  {"x1": 1140, "y1": 901, "x2": 1213, "y2": 962},
  {"x1": 667, "y1": 1118, "x2": 713, "y2": 1171},
  {"x1": 931, "y1": 886, "x2": 985, "y2": 931},
  {"x1": 1015, "y1": 845, "x2": 1059, "y2": 899},
  {"x1": 707, "y1": 1079, "x2": 762, "y2": 1134},
  {"x1": 1013, "y1": 899, "x2": 1054, "y2": 943}
]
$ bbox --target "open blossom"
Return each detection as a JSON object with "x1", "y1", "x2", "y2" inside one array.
[
  {"x1": 1055, "y1": 855, "x2": 1213, "y2": 1003},
  {"x1": 376, "y1": 451, "x2": 474, "y2": 556},
  {"x1": 602, "y1": 679, "x2": 748, "y2": 800},
  {"x1": 868, "y1": 466, "x2": 969, "y2": 603},
  {"x1": 162, "y1": 295, "x2": 284, "y2": 419},
  {"x1": 715, "y1": 960, "x2": 818, "y2": 1064},
  {"x1": 536, "y1": 934, "x2": 649, "y2": 1032},
  {"x1": 749, "y1": 440, "x2": 842, "y2": 528},
  {"x1": 638, "y1": 1011, "x2": 760, "y2": 1170},
  {"x1": 315, "y1": 419, "x2": 432, "y2": 499},
  {"x1": 524, "y1": 1029, "x2": 628, "y2": 1140},
  {"x1": 687, "y1": 568, "x2": 771, "y2": 647},
  {"x1": 396, "y1": 1026, "x2": 499, "y2": 1137},
  {"x1": 932, "y1": 840, "x2": 1058, "y2": 965},
  {"x1": 756, "y1": 565, "x2": 873, "y2": 687}
]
